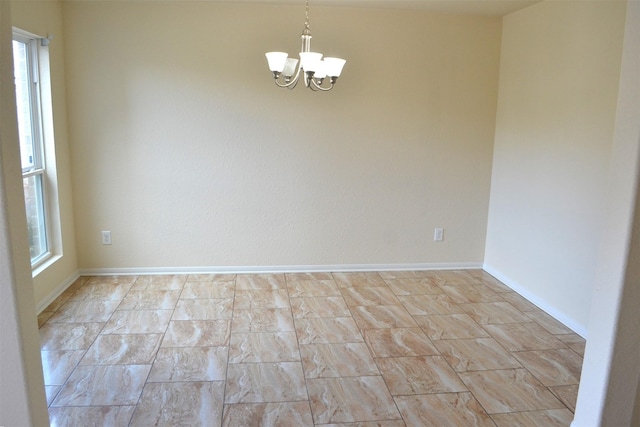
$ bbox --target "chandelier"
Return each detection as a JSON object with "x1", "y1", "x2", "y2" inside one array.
[{"x1": 265, "y1": 0, "x2": 346, "y2": 92}]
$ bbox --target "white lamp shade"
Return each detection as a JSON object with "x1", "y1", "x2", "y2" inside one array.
[
  {"x1": 323, "y1": 57, "x2": 346, "y2": 77},
  {"x1": 314, "y1": 60, "x2": 327, "y2": 79},
  {"x1": 265, "y1": 52, "x2": 288, "y2": 72},
  {"x1": 282, "y1": 57, "x2": 299, "y2": 77},
  {"x1": 299, "y1": 52, "x2": 323, "y2": 73}
]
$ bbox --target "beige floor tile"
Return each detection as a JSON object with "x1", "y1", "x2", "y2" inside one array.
[
  {"x1": 47, "y1": 300, "x2": 121, "y2": 323},
  {"x1": 161, "y1": 320, "x2": 231, "y2": 347},
  {"x1": 341, "y1": 286, "x2": 401, "y2": 306},
  {"x1": 332, "y1": 272, "x2": 387, "y2": 288},
  {"x1": 129, "y1": 381, "x2": 224, "y2": 426},
  {"x1": 512, "y1": 348, "x2": 582, "y2": 386},
  {"x1": 229, "y1": 332, "x2": 300, "y2": 363},
  {"x1": 414, "y1": 313, "x2": 490, "y2": 340},
  {"x1": 45, "y1": 385, "x2": 61, "y2": 406},
  {"x1": 376, "y1": 355, "x2": 467, "y2": 395},
  {"x1": 101, "y1": 309, "x2": 173, "y2": 334},
  {"x1": 65, "y1": 276, "x2": 90, "y2": 293},
  {"x1": 549, "y1": 384, "x2": 579, "y2": 412},
  {"x1": 232, "y1": 308, "x2": 295, "y2": 332},
  {"x1": 69, "y1": 282, "x2": 132, "y2": 301},
  {"x1": 52, "y1": 364, "x2": 151, "y2": 406},
  {"x1": 476, "y1": 275, "x2": 514, "y2": 293},
  {"x1": 557, "y1": 333, "x2": 586, "y2": 357},
  {"x1": 461, "y1": 301, "x2": 531, "y2": 324},
  {"x1": 483, "y1": 322, "x2": 567, "y2": 351},
  {"x1": 286, "y1": 279, "x2": 341, "y2": 297},
  {"x1": 44, "y1": 291, "x2": 74, "y2": 312},
  {"x1": 132, "y1": 275, "x2": 187, "y2": 291},
  {"x1": 186, "y1": 273, "x2": 236, "y2": 282},
  {"x1": 440, "y1": 284, "x2": 503, "y2": 304},
  {"x1": 325, "y1": 422, "x2": 407, "y2": 427},
  {"x1": 459, "y1": 368, "x2": 564, "y2": 414},
  {"x1": 500, "y1": 292, "x2": 540, "y2": 312},
  {"x1": 236, "y1": 273, "x2": 287, "y2": 290},
  {"x1": 295, "y1": 317, "x2": 364, "y2": 344},
  {"x1": 147, "y1": 346, "x2": 228, "y2": 382},
  {"x1": 87, "y1": 275, "x2": 138, "y2": 286},
  {"x1": 384, "y1": 278, "x2": 443, "y2": 295},
  {"x1": 467, "y1": 268, "x2": 493, "y2": 279},
  {"x1": 222, "y1": 402, "x2": 314, "y2": 427},
  {"x1": 181, "y1": 281, "x2": 236, "y2": 299},
  {"x1": 435, "y1": 338, "x2": 522, "y2": 372},
  {"x1": 379, "y1": 270, "x2": 432, "y2": 280},
  {"x1": 364, "y1": 327, "x2": 439, "y2": 358},
  {"x1": 172, "y1": 298, "x2": 234, "y2": 320},
  {"x1": 41, "y1": 350, "x2": 85, "y2": 385},
  {"x1": 307, "y1": 376, "x2": 401, "y2": 424},
  {"x1": 398, "y1": 294, "x2": 465, "y2": 315},
  {"x1": 300, "y1": 343, "x2": 379, "y2": 378},
  {"x1": 525, "y1": 310, "x2": 574, "y2": 335},
  {"x1": 491, "y1": 408, "x2": 575, "y2": 426},
  {"x1": 80, "y1": 333, "x2": 162, "y2": 365},
  {"x1": 225, "y1": 362, "x2": 307, "y2": 403},
  {"x1": 48, "y1": 406, "x2": 135, "y2": 426},
  {"x1": 556, "y1": 332, "x2": 586, "y2": 344},
  {"x1": 394, "y1": 392, "x2": 496, "y2": 427},
  {"x1": 38, "y1": 311, "x2": 55, "y2": 328},
  {"x1": 286, "y1": 272, "x2": 334, "y2": 282},
  {"x1": 40, "y1": 322, "x2": 104, "y2": 350},
  {"x1": 117, "y1": 290, "x2": 180, "y2": 310},
  {"x1": 350, "y1": 305, "x2": 418, "y2": 329},
  {"x1": 234, "y1": 289, "x2": 290, "y2": 309},
  {"x1": 291, "y1": 296, "x2": 351, "y2": 318},
  {"x1": 43, "y1": 271, "x2": 583, "y2": 426},
  {"x1": 426, "y1": 270, "x2": 477, "y2": 285}
]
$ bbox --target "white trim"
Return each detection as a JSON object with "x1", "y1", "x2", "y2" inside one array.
[
  {"x1": 36, "y1": 270, "x2": 79, "y2": 314},
  {"x1": 79, "y1": 262, "x2": 483, "y2": 277},
  {"x1": 483, "y1": 263, "x2": 588, "y2": 338}
]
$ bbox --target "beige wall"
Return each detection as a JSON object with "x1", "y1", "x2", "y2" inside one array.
[
  {"x1": 62, "y1": 2, "x2": 501, "y2": 270},
  {"x1": 484, "y1": 0, "x2": 626, "y2": 334},
  {"x1": 572, "y1": 0, "x2": 640, "y2": 423},
  {"x1": 11, "y1": 0, "x2": 79, "y2": 308}
]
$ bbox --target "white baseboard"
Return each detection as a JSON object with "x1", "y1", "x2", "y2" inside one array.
[
  {"x1": 79, "y1": 262, "x2": 483, "y2": 277},
  {"x1": 483, "y1": 263, "x2": 588, "y2": 338},
  {"x1": 36, "y1": 271, "x2": 80, "y2": 314}
]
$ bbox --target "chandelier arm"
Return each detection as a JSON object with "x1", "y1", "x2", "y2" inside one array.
[
  {"x1": 309, "y1": 78, "x2": 334, "y2": 92},
  {"x1": 274, "y1": 75, "x2": 299, "y2": 89},
  {"x1": 273, "y1": 65, "x2": 303, "y2": 89}
]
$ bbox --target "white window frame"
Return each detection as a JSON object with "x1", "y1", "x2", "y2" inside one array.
[{"x1": 12, "y1": 27, "x2": 56, "y2": 270}]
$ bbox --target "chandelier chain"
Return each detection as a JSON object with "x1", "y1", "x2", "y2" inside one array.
[{"x1": 305, "y1": 0, "x2": 310, "y2": 31}]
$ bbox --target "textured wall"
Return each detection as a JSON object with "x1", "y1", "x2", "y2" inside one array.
[
  {"x1": 484, "y1": 0, "x2": 626, "y2": 334},
  {"x1": 62, "y1": 2, "x2": 501, "y2": 270},
  {"x1": 573, "y1": 0, "x2": 640, "y2": 424}
]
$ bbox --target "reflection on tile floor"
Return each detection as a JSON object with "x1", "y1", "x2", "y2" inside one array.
[{"x1": 39, "y1": 270, "x2": 583, "y2": 426}]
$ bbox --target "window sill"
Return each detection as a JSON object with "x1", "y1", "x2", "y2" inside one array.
[{"x1": 32, "y1": 253, "x2": 62, "y2": 278}]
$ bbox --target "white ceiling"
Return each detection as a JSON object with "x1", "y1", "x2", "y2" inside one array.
[{"x1": 221, "y1": 0, "x2": 542, "y2": 16}]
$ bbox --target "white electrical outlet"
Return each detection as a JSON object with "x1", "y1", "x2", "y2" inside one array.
[
  {"x1": 434, "y1": 227, "x2": 444, "y2": 241},
  {"x1": 101, "y1": 230, "x2": 112, "y2": 245}
]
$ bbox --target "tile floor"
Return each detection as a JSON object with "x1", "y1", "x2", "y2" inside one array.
[{"x1": 38, "y1": 269, "x2": 585, "y2": 426}]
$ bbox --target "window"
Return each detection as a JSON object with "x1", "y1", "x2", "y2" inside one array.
[{"x1": 12, "y1": 29, "x2": 52, "y2": 267}]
